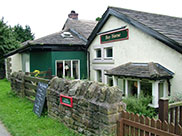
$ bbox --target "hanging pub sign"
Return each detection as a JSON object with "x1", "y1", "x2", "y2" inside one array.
[
  {"x1": 100, "y1": 28, "x2": 128, "y2": 44},
  {"x1": 60, "y1": 95, "x2": 73, "y2": 107}
]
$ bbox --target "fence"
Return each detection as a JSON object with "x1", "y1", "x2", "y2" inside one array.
[
  {"x1": 118, "y1": 110, "x2": 182, "y2": 136},
  {"x1": 11, "y1": 72, "x2": 49, "y2": 103},
  {"x1": 25, "y1": 68, "x2": 52, "y2": 79},
  {"x1": 159, "y1": 98, "x2": 182, "y2": 133}
]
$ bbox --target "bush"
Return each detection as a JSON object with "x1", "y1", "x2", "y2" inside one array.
[{"x1": 123, "y1": 94, "x2": 157, "y2": 118}]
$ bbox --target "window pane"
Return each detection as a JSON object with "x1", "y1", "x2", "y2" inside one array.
[
  {"x1": 73, "y1": 61, "x2": 79, "y2": 79},
  {"x1": 106, "y1": 48, "x2": 112, "y2": 57},
  {"x1": 141, "y1": 81, "x2": 152, "y2": 96},
  {"x1": 96, "y1": 70, "x2": 102, "y2": 82},
  {"x1": 158, "y1": 82, "x2": 164, "y2": 99},
  {"x1": 65, "y1": 61, "x2": 71, "y2": 77},
  {"x1": 107, "y1": 76, "x2": 113, "y2": 86},
  {"x1": 128, "y1": 80, "x2": 137, "y2": 97},
  {"x1": 96, "y1": 49, "x2": 101, "y2": 58},
  {"x1": 57, "y1": 61, "x2": 63, "y2": 78}
]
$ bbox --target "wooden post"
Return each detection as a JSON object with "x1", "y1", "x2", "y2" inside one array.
[
  {"x1": 21, "y1": 74, "x2": 25, "y2": 97},
  {"x1": 117, "y1": 119, "x2": 123, "y2": 136},
  {"x1": 46, "y1": 68, "x2": 52, "y2": 79},
  {"x1": 159, "y1": 98, "x2": 169, "y2": 122}
]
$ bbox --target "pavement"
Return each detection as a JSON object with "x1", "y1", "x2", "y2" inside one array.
[{"x1": 0, "y1": 121, "x2": 11, "y2": 136}]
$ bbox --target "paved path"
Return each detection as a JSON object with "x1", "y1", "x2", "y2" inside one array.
[{"x1": 0, "y1": 121, "x2": 11, "y2": 136}]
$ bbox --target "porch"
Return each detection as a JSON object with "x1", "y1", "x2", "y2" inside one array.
[{"x1": 106, "y1": 62, "x2": 174, "y2": 108}]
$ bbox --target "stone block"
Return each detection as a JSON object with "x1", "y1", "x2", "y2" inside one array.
[
  {"x1": 99, "y1": 113, "x2": 121, "y2": 125},
  {"x1": 72, "y1": 113, "x2": 82, "y2": 122},
  {"x1": 99, "y1": 123, "x2": 117, "y2": 136},
  {"x1": 99, "y1": 105, "x2": 118, "y2": 115}
]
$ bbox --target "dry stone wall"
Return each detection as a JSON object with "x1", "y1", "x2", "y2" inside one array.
[
  {"x1": 10, "y1": 72, "x2": 126, "y2": 136},
  {"x1": 47, "y1": 77, "x2": 125, "y2": 136}
]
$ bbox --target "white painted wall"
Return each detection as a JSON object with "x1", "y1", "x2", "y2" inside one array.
[
  {"x1": 11, "y1": 53, "x2": 22, "y2": 73},
  {"x1": 5, "y1": 53, "x2": 22, "y2": 78},
  {"x1": 88, "y1": 15, "x2": 182, "y2": 96}
]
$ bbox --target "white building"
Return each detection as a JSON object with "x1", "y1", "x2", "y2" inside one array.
[{"x1": 87, "y1": 7, "x2": 182, "y2": 108}]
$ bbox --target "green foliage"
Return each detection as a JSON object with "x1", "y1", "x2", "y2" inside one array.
[
  {"x1": 0, "y1": 79, "x2": 81, "y2": 136},
  {"x1": 0, "y1": 18, "x2": 20, "y2": 56},
  {"x1": 0, "y1": 17, "x2": 34, "y2": 79},
  {"x1": 96, "y1": 17, "x2": 101, "y2": 21},
  {"x1": 13, "y1": 24, "x2": 34, "y2": 43},
  {"x1": 123, "y1": 94, "x2": 157, "y2": 118},
  {"x1": 0, "y1": 18, "x2": 20, "y2": 78}
]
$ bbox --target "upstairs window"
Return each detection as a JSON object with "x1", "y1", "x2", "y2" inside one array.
[
  {"x1": 95, "y1": 48, "x2": 101, "y2": 59},
  {"x1": 105, "y1": 47, "x2": 113, "y2": 58}
]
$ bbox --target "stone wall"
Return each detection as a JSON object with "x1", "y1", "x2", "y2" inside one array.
[{"x1": 47, "y1": 77, "x2": 125, "y2": 136}]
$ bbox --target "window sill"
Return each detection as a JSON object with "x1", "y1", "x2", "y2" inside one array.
[
  {"x1": 148, "y1": 103, "x2": 158, "y2": 108},
  {"x1": 104, "y1": 57, "x2": 113, "y2": 60},
  {"x1": 92, "y1": 59, "x2": 114, "y2": 64}
]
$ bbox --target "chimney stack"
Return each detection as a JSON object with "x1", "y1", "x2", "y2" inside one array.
[{"x1": 68, "y1": 10, "x2": 78, "y2": 20}]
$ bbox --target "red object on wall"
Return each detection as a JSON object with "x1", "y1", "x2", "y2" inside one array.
[{"x1": 60, "y1": 94, "x2": 73, "y2": 108}]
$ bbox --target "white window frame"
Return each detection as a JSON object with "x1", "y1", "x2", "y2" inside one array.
[
  {"x1": 94, "y1": 48, "x2": 102, "y2": 59},
  {"x1": 95, "y1": 69, "x2": 102, "y2": 82},
  {"x1": 55, "y1": 60, "x2": 80, "y2": 79},
  {"x1": 93, "y1": 45, "x2": 114, "y2": 64},
  {"x1": 104, "y1": 47, "x2": 113, "y2": 59}
]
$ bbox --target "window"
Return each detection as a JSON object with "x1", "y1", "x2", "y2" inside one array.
[
  {"x1": 141, "y1": 81, "x2": 152, "y2": 96},
  {"x1": 96, "y1": 70, "x2": 102, "y2": 82},
  {"x1": 57, "y1": 61, "x2": 63, "y2": 77},
  {"x1": 104, "y1": 47, "x2": 113, "y2": 58},
  {"x1": 158, "y1": 82, "x2": 164, "y2": 99},
  {"x1": 73, "y1": 61, "x2": 79, "y2": 79},
  {"x1": 56, "y1": 60, "x2": 80, "y2": 79},
  {"x1": 107, "y1": 76, "x2": 113, "y2": 86},
  {"x1": 65, "y1": 61, "x2": 71, "y2": 77},
  {"x1": 95, "y1": 48, "x2": 101, "y2": 58},
  {"x1": 118, "y1": 78, "x2": 125, "y2": 95},
  {"x1": 128, "y1": 80, "x2": 138, "y2": 97}
]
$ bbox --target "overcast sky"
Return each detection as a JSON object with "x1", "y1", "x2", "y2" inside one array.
[{"x1": 1, "y1": 0, "x2": 182, "y2": 39}]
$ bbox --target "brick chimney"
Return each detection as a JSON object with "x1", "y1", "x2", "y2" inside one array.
[{"x1": 68, "y1": 10, "x2": 78, "y2": 20}]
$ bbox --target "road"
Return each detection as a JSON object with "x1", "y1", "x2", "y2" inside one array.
[{"x1": 0, "y1": 121, "x2": 11, "y2": 136}]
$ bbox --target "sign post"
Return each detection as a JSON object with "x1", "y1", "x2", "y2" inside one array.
[{"x1": 33, "y1": 82, "x2": 48, "y2": 117}]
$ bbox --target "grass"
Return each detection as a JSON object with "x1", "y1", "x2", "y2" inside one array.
[{"x1": 0, "y1": 79, "x2": 81, "y2": 136}]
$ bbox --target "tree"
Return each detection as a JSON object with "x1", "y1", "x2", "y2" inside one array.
[
  {"x1": 0, "y1": 18, "x2": 20, "y2": 78},
  {"x1": 0, "y1": 18, "x2": 34, "y2": 78},
  {"x1": 96, "y1": 17, "x2": 101, "y2": 21},
  {"x1": 13, "y1": 24, "x2": 34, "y2": 43}
]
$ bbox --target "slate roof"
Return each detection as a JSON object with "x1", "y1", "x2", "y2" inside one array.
[
  {"x1": 87, "y1": 7, "x2": 182, "y2": 53},
  {"x1": 105, "y1": 62, "x2": 174, "y2": 80},
  {"x1": 26, "y1": 19, "x2": 97, "y2": 46},
  {"x1": 4, "y1": 19, "x2": 97, "y2": 58},
  {"x1": 110, "y1": 7, "x2": 182, "y2": 45}
]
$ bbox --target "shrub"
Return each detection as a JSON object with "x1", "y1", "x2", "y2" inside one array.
[{"x1": 123, "y1": 94, "x2": 157, "y2": 118}]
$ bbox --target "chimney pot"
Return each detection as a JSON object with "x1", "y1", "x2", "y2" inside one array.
[{"x1": 68, "y1": 10, "x2": 78, "y2": 20}]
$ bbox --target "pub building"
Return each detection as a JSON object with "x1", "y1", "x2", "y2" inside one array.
[{"x1": 87, "y1": 7, "x2": 182, "y2": 108}]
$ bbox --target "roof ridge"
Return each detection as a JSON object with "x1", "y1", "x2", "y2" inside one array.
[{"x1": 109, "y1": 6, "x2": 182, "y2": 19}]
